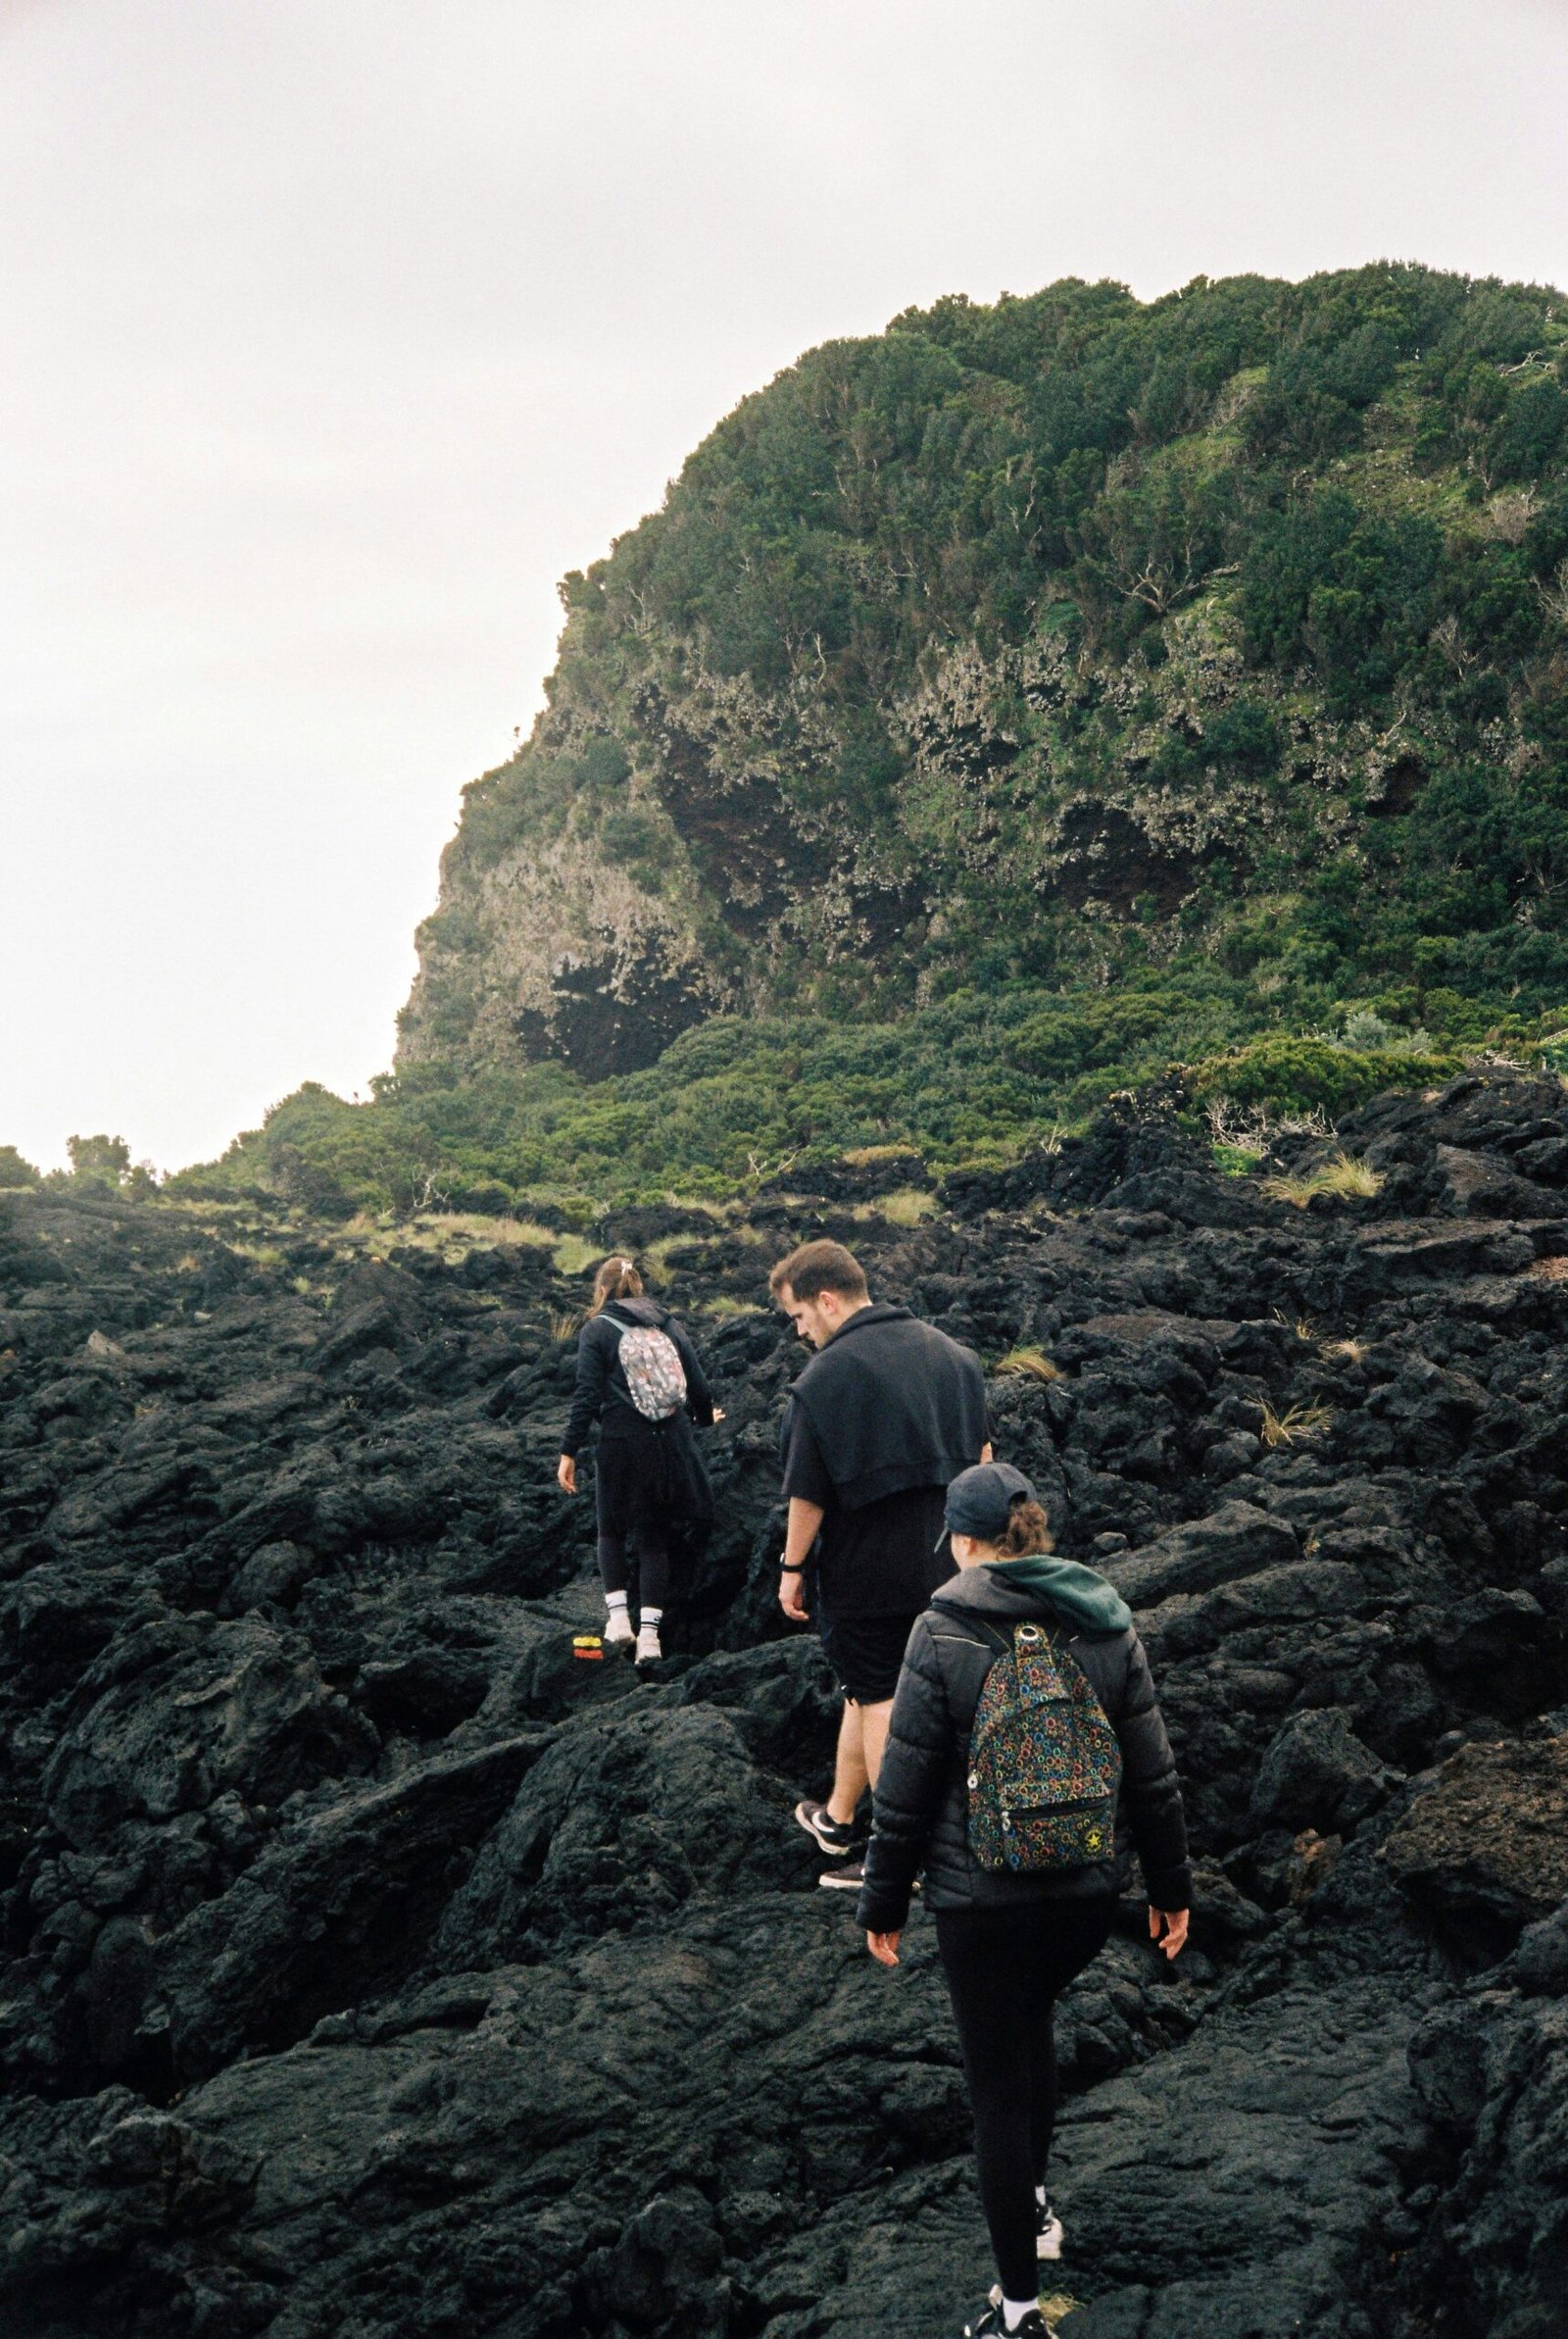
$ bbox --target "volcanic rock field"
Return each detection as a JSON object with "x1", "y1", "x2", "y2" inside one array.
[{"x1": 4, "y1": 1072, "x2": 1568, "y2": 2339}]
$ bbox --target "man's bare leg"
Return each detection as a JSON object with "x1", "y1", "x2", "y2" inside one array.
[
  {"x1": 860, "y1": 1697, "x2": 894, "y2": 1789},
  {"x1": 826, "y1": 1700, "x2": 868, "y2": 1825}
]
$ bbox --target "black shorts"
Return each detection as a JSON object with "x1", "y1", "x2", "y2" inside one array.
[{"x1": 818, "y1": 1612, "x2": 916, "y2": 1705}]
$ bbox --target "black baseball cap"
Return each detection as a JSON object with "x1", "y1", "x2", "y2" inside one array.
[{"x1": 939, "y1": 1461, "x2": 1039, "y2": 1546}]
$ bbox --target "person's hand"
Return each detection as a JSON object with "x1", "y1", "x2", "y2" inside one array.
[
  {"x1": 1150, "y1": 1907, "x2": 1189, "y2": 1960},
  {"x1": 866, "y1": 1931, "x2": 901, "y2": 1967},
  {"x1": 779, "y1": 1568, "x2": 808, "y2": 1621},
  {"x1": 557, "y1": 1455, "x2": 577, "y2": 1495},
  {"x1": 711, "y1": 1407, "x2": 726, "y2": 1422}
]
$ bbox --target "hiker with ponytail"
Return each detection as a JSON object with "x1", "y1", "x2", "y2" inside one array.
[
  {"x1": 858, "y1": 1463, "x2": 1190, "y2": 2338},
  {"x1": 558, "y1": 1257, "x2": 721, "y2": 1663}
]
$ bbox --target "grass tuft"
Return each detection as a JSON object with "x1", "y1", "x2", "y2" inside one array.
[
  {"x1": 1260, "y1": 1152, "x2": 1383, "y2": 1208},
  {"x1": 1259, "y1": 1399, "x2": 1335, "y2": 1448},
  {"x1": 1321, "y1": 1335, "x2": 1369, "y2": 1364},
  {"x1": 853, "y1": 1187, "x2": 939, "y2": 1227},
  {"x1": 993, "y1": 1346, "x2": 1063, "y2": 1382},
  {"x1": 553, "y1": 1234, "x2": 600, "y2": 1277},
  {"x1": 842, "y1": 1143, "x2": 923, "y2": 1169},
  {"x1": 230, "y1": 1241, "x2": 285, "y2": 1269}
]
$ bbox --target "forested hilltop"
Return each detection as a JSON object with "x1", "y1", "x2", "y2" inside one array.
[{"x1": 182, "y1": 264, "x2": 1568, "y2": 1214}]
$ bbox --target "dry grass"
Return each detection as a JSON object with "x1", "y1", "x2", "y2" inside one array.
[
  {"x1": 1257, "y1": 1172, "x2": 1320, "y2": 1208},
  {"x1": 1529, "y1": 1252, "x2": 1568, "y2": 1282},
  {"x1": 552, "y1": 1234, "x2": 600, "y2": 1277},
  {"x1": 993, "y1": 1346, "x2": 1063, "y2": 1382},
  {"x1": 422, "y1": 1214, "x2": 556, "y2": 1249},
  {"x1": 1259, "y1": 1399, "x2": 1335, "y2": 1448},
  {"x1": 230, "y1": 1240, "x2": 285, "y2": 1269},
  {"x1": 699, "y1": 1295, "x2": 767, "y2": 1319},
  {"x1": 644, "y1": 1230, "x2": 721, "y2": 1281},
  {"x1": 853, "y1": 1187, "x2": 939, "y2": 1227},
  {"x1": 1260, "y1": 1152, "x2": 1383, "y2": 1208},
  {"x1": 1039, "y1": 2298, "x2": 1084, "y2": 2332},
  {"x1": 658, "y1": 1194, "x2": 726, "y2": 1219},
  {"x1": 842, "y1": 1143, "x2": 923, "y2": 1170},
  {"x1": 344, "y1": 1211, "x2": 561, "y2": 1266},
  {"x1": 1321, "y1": 1335, "x2": 1370, "y2": 1365},
  {"x1": 548, "y1": 1307, "x2": 582, "y2": 1343}
]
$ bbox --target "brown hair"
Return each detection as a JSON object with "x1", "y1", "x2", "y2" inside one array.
[
  {"x1": 768, "y1": 1238, "x2": 869, "y2": 1305},
  {"x1": 992, "y1": 1499, "x2": 1054, "y2": 1558},
  {"x1": 590, "y1": 1255, "x2": 643, "y2": 1315}
]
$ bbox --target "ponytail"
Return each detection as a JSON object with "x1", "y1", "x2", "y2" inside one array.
[
  {"x1": 589, "y1": 1255, "x2": 644, "y2": 1315},
  {"x1": 994, "y1": 1498, "x2": 1054, "y2": 1558}
]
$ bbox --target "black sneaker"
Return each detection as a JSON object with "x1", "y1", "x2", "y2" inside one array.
[
  {"x1": 816, "y1": 1858, "x2": 865, "y2": 1893},
  {"x1": 795, "y1": 1799, "x2": 858, "y2": 1857},
  {"x1": 1036, "y1": 2196, "x2": 1063, "y2": 2261},
  {"x1": 963, "y1": 2291, "x2": 1048, "y2": 2338}
]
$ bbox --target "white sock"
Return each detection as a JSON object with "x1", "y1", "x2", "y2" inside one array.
[
  {"x1": 640, "y1": 1607, "x2": 662, "y2": 1628},
  {"x1": 1003, "y1": 2301, "x2": 1038, "y2": 2332},
  {"x1": 1035, "y1": 2185, "x2": 1046, "y2": 2206},
  {"x1": 606, "y1": 1592, "x2": 629, "y2": 1615}
]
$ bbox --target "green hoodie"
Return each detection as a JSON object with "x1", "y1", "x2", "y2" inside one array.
[{"x1": 982, "y1": 1556, "x2": 1133, "y2": 1635}]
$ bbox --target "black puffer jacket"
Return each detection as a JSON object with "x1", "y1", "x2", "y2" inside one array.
[{"x1": 857, "y1": 1564, "x2": 1191, "y2": 1933}]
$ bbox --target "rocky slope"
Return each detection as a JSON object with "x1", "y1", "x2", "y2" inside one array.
[{"x1": 4, "y1": 1070, "x2": 1568, "y2": 2337}]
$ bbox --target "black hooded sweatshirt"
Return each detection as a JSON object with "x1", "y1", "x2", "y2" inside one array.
[
  {"x1": 781, "y1": 1304, "x2": 988, "y2": 1617},
  {"x1": 563, "y1": 1298, "x2": 715, "y2": 1458}
]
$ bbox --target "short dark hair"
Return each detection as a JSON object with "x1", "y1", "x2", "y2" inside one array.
[{"x1": 769, "y1": 1239, "x2": 869, "y2": 1305}]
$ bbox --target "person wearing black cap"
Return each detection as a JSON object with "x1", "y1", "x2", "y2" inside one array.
[{"x1": 858, "y1": 1463, "x2": 1190, "y2": 2339}]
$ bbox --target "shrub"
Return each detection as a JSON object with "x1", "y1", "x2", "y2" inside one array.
[{"x1": 1189, "y1": 1035, "x2": 1457, "y2": 1118}]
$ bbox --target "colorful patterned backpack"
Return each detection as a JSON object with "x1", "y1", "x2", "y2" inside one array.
[
  {"x1": 615, "y1": 1323, "x2": 688, "y2": 1421},
  {"x1": 966, "y1": 1619, "x2": 1122, "y2": 1872}
]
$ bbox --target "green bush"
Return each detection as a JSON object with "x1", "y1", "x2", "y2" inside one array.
[{"x1": 1187, "y1": 1034, "x2": 1459, "y2": 1117}]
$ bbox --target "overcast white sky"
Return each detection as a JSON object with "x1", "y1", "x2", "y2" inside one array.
[{"x1": 2, "y1": 0, "x2": 1566, "y2": 1171}]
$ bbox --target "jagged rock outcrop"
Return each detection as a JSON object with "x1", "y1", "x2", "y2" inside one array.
[
  {"x1": 4, "y1": 1070, "x2": 1568, "y2": 2335},
  {"x1": 394, "y1": 268, "x2": 1568, "y2": 1077}
]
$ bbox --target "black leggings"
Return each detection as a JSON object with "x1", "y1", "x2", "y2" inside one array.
[
  {"x1": 934, "y1": 1899, "x2": 1115, "y2": 2301},
  {"x1": 594, "y1": 1441, "x2": 671, "y2": 1612},
  {"x1": 596, "y1": 1526, "x2": 669, "y2": 1612}
]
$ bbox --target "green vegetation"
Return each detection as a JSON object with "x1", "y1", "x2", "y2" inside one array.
[
  {"x1": 153, "y1": 263, "x2": 1568, "y2": 1215},
  {"x1": 163, "y1": 968, "x2": 1556, "y2": 1215}
]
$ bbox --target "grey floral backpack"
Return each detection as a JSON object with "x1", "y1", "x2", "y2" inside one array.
[
  {"x1": 616, "y1": 1323, "x2": 688, "y2": 1421},
  {"x1": 967, "y1": 1619, "x2": 1122, "y2": 1872}
]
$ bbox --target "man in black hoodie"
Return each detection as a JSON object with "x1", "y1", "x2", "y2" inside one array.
[{"x1": 769, "y1": 1239, "x2": 989, "y2": 1889}]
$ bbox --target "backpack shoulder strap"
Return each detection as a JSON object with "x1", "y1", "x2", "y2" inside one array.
[{"x1": 965, "y1": 1616, "x2": 1014, "y2": 1658}]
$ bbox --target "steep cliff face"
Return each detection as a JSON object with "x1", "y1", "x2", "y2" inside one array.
[{"x1": 398, "y1": 265, "x2": 1568, "y2": 1077}]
